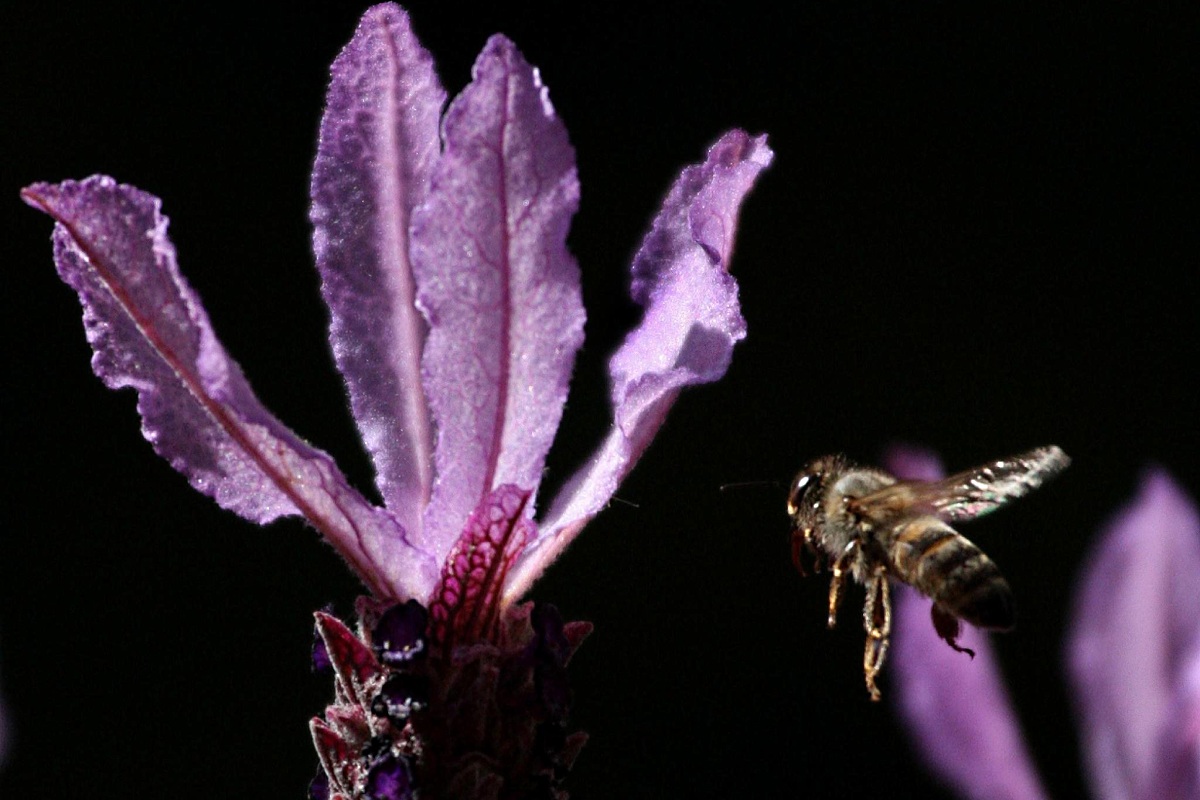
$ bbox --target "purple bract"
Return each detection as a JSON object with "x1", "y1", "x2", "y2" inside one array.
[{"x1": 21, "y1": 3, "x2": 771, "y2": 608}]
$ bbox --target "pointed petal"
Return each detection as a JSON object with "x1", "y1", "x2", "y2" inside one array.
[
  {"x1": 22, "y1": 177, "x2": 437, "y2": 599},
  {"x1": 1067, "y1": 470, "x2": 1200, "y2": 800},
  {"x1": 311, "y1": 717, "x2": 353, "y2": 782},
  {"x1": 412, "y1": 36, "x2": 584, "y2": 557},
  {"x1": 429, "y1": 484, "x2": 535, "y2": 649},
  {"x1": 311, "y1": 4, "x2": 444, "y2": 537},
  {"x1": 886, "y1": 445, "x2": 1050, "y2": 800},
  {"x1": 314, "y1": 611, "x2": 382, "y2": 705},
  {"x1": 506, "y1": 130, "x2": 772, "y2": 601}
]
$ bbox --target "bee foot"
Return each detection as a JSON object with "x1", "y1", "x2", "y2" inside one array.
[{"x1": 931, "y1": 604, "x2": 976, "y2": 659}]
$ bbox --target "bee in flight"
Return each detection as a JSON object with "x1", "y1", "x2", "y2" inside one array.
[{"x1": 787, "y1": 445, "x2": 1070, "y2": 701}]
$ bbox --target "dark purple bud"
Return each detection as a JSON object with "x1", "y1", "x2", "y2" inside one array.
[
  {"x1": 372, "y1": 600, "x2": 429, "y2": 667},
  {"x1": 308, "y1": 766, "x2": 330, "y2": 800},
  {"x1": 370, "y1": 673, "x2": 431, "y2": 724},
  {"x1": 364, "y1": 752, "x2": 415, "y2": 800}
]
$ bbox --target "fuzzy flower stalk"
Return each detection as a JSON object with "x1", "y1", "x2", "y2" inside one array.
[
  {"x1": 20, "y1": 4, "x2": 771, "y2": 797},
  {"x1": 887, "y1": 446, "x2": 1200, "y2": 800}
]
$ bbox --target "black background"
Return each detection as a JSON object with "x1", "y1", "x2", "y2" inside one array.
[{"x1": 2, "y1": 2, "x2": 1196, "y2": 798}]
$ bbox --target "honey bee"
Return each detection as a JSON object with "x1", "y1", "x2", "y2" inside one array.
[{"x1": 787, "y1": 445, "x2": 1070, "y2": 701}]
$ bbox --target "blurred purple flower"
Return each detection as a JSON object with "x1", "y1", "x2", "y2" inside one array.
[
  {"x1": 887, "y1": 445, "x2": 1200, "y2": 800},
  {"x1": 21, "y1": 4, "x2": 770, "y2": 795}
]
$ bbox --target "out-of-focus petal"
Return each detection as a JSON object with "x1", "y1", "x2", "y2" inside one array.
[
  {"x1": 1146, "y1": 641, "x2": 1200, "y2": 800},
  {"x1": 894, "y1": 586, "x2": 1050, "y2": 800},
  {"x1": 21, "y1": 177, "x2": 437, "y2": 599},
  {"x1": 412, "y1": 36, "x2": 583, "y2": 558},
  {"x1": 1067, "y1": 469, "x2": 1200, "y2": 800},
  {"x1": 505, "y1": 130, "x2": 772, "y2": 602},
  {"x1": 311, "y1": 3, "x2": 444, "y2": 543},
  {"x1": 885, "y1": 443, "x2": 945, "y2": 483},
  {"x1": 887, "y1": 445, "x2": 1050, "y2": 800}
]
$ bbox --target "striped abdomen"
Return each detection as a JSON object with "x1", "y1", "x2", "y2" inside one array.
[{"x1": 888, "y1": 517, "x2": 1015, "y2": 630}]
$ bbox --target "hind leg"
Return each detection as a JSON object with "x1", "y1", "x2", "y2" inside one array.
[{"x1": 862, "y1": 565, "x2": 892, "y2": 702}]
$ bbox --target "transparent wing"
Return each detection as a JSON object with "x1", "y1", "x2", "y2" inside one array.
[{"x1": 852, "y1": 445, "x2": 1070, "y2": 524}]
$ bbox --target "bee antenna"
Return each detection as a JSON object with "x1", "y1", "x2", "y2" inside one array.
[{"x1": 718, "y1": 479, "x2": 780, "y2": 493}]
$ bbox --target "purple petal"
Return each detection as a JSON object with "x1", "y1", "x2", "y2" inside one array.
[
  {"x1": 506, "y1": 130, "x2": 772, "y2": 601},
  {"x1": 22, "y1": 177, "x2": 437, "y2": 599},
  {"x1": 311, "y1": 4, "x2": 444, "y2": 541},
  {"x1": 1146, "y1": 642, "x2": 1200, "y2": 800},
  {"x1": 885, "y1": 442, "x2": 948, "y2": 483},
  {"x1": 1067, "y1": 469, "x2": 1200, "y2": 800},
  {"x1": 887, "y1": 445, "x2": 1050, "y2": 800},
  {"x1": 308, "y1": 766, "x2": 331, "y2": 800},
  {"x1": 365, "y1": 752, "x2": 415, "y2": 800},
  {"x1": 893, "y1": 586, "x2": 1049, "y2": 800},
  {"x1": 412, "y1": 36, "x2": 584, "y2": 557}
]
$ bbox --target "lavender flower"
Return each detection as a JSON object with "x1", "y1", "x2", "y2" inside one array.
[
  {"x1": 888, "y1": 446, "x2": 1200, "y2": 800},
  {"x1": 20, "y1": 4, "x2": 771, "y2": 797}
]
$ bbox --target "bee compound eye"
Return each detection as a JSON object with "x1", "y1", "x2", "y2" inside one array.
[
  {"x1": 788, "y1": 471, "x2": 822, "y2": 515},
  {"x1": 787, "y1": 474, "x2": 809, "y2": 511}
]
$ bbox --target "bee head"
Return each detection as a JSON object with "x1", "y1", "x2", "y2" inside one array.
[{"x1": 786, "y1": 455, "x2": 847, "y2": 527}]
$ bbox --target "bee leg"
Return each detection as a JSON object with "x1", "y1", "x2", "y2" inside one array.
[
  {"x1": 931, "y1": 605, "x2": 976, "y2": 658},
  {"x1": 808, "y1": 531, "x2": 825, "y2": 574},
  {"x1": 862, "y1": 566, "x2": 891, "y2": 702},
  {"x1": 827, "y1": 541, "x2": 858, "y2": 628},
  {"x1": 791, "y1": 528, "x2": 809, "y2": 575},
  {"x1": 791, "y1": 528, "x2": 825, "y2": 576}
]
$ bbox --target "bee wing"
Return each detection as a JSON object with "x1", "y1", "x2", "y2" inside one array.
[{"x1": 852, "y1": 446, "x2": 1071, "y2": 524}]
